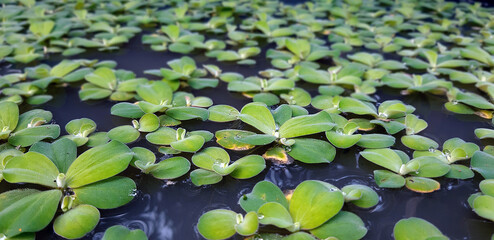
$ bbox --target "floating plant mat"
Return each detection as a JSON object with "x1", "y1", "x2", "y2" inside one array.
[{"x1": 2, "y1": 0, "x2": 494, "y2": 239}]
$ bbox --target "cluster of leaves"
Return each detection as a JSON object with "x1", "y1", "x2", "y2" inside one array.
[
  {"x1": 1, "y1": 0, "x2": 494, "y2": 239},
  {"x1": 360, "y1": 137, "x2": 480, "y2": 193},
  {"x1": 0, "y1": 140, "x2": 136, "y2": 239},
  {"x1": 469, "y1": 179, "x2": 494, "y2": 222},
  {"x1": 197, "y1": 180, "x2": 379, "y2": 240},
  {"x1": 0, "y1": 0, "x2": 168, "y2": 63}
]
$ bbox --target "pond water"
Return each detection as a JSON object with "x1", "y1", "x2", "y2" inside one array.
[{"x1": 1, "y1": 1, "x2": 494, "y2": 239}]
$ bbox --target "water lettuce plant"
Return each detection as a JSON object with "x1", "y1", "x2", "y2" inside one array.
[
  {"x1": 197, "y1": 180, "x2": 377, "y2": 239},
  {"x1": 0, "y1": 101, "x2": 60, "y2": 147},
  {"x1": 109, "y1": 81, "x2": 213, "y2": 130},
  {"x1": 146, "y1": 127, "x2": 212, "y2": 153},
  {"x1": 469, "y1": 180, "x2": 494, "y2": 222},
  {"x1": 2, "y1": 0, "x2": 494, "y2": 238},
  {"x1": 216, "y1": 102, "x2": 336, "y2": 164},
  {"x1": 190, "y1": 147, "x2": 265, "y2": 186},
  {"x1": 361, "y1": 148, "x2": 450, "y2": 192},
  {"x1": 393, "y1": 218, "x2": 448, "y2": 240},
  {"x1": 131, "y1": 147, "x2": 190, "y2": 180},
  {"x1": 144, "y1": 57, "x2": 219, "y2": 90},
  {"x1": 101, "y1": 225, "x2": 148, "y2": 240},
  {"x1": 0, "y1": 141, "x2": 135, "y2": 239}
]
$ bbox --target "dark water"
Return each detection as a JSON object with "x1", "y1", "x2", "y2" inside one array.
[{"x1": 1, "y1": 2, "x2": 494, "y2": 240}]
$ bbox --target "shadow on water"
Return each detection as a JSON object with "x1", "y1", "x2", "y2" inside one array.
[{"x1": 1, "y1": 2, "x2": 494, "y2": 239}]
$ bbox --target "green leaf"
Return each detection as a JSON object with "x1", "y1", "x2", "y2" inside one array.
[
  {"x1": 190, "y1": 169, "x2": 223, "y2": 186},
  {"x1": 298, "y1": 66, "x2": 331, "y2": 84},
  {"x1": 393, "y1": 217, "x2": 448, "y2": 240},
  {"x1": 444, "y1": 164, "x2": 474, "y2": 179},
  {"x1": 30, "y1": 138, "x2": 77, "y2": 173},
  {"x1": 456, "y1": 91, "x2": 494, "y2": 110},
  {"x1": 230, "y1": 155, "x2": 266, "y2": 179},
  {"x1": 475, "y1": 128, "x2": 494, "y2": 139},
  {"x1": 29, "y1": 20, "x2": 54, "y2": 36},
  {"x1": 374, "y1": 170, "x2": 406, "y2": 188},
  {"x1": 253, "y1": 93, "x2": 279, "y2": 106},
  {"x1": 235, "y1": 211, "x2": 259, "y2": 236},
  {"x1": 356, "y1": 134, "x2": 395, "y2": 148},
  {"x1": 8, "y1": 125, "x2": 60, "y2": 147},
  {"x1": 311, "y1": 211, "x2": 367, "y2": 240},
  {"x1": 289, "y1": 180, "x2": 344, "y2": 230},
  {"x1": 150, "y1": 157, "x2": 190, "y2": 179},
  {"x1": 217, "y1": 51, "x2": 241, "y2": 61},
  {"x1": 473, "y1": 195, "x2": 494, "y2": 222},
  {"x1": 146, "y1": 127, "x2": 176, "y2": 145},
  {"x1": 444, "y1": 102, "x2": 475, "y2": 115},
  {"x1": 405, "y1": 177, "x2": 440, "y2": 193},
  {"x1": 239, "y1": 181, "x2": 289, "y2": 213},
  {"x1": 326, "y1": 130, "x2": 362, "y2": 149},
  {"x1": 192, "y1": 147, "x2": 229, "y2": 171},
  {"x1": 87, "y1": 132, "x2": 110, "y2": 147},
  {"x1": 360, "y1": 148, "x2": 403, "y2": 173},
  {"x1": 66, "y1": 141, "x2": 133, "y2": 188},
  {"x1": 208, "y1": 105, "x2": 239, "y2": 122},
  {"x1": 0, "y1": 101, "x2": 19, "y2": 139},
  {"x1": 288, "y1": 138, "x2": 336, "y2": 164},
  {"x1": 0, "y1": 189, "x2": 61, "y2": 237},
  {"x1": 236, "y1": 134, "x2": 277, "y2": 146},
  {"x1": 50, "y1": 60, "x2": 80, "y2": 78},
  {"x1": 460, "y1": 46, "x2": 493, "y2": 66},
  {"x1": 339, "y1": 97, "x2": 377, "y2": 116},
  {"x1": 53, "y1": 205, "x2": 100, "y2": 239},
  {"x1": 283, "y1": 232, "x2": 316, "y2": 240},
  {"x1": 407, "y1": 157, "x2": 450, "y2": 178},
  {"x1": 405, "y1": 114, "x2": 428, "y2": 135},
  {"x1": 449, "y1": 70, "x2": 479, "y2": 84},
  {"x1": 480, "y1": 179, "x2": 494, "y2": 197},
  {"x1": 73, "y1": 176, "x2": 136, "y2": 209},
  {"x1": 85, "y1": 67, "x2": 117, "y2": 90},
  {"x1": 65, "y1": 118, "x2": 96, "y2": 146},
  {"x1": 138, "y1": 113, "x2": 160, "y2": 132},
  {"x1": 166, "y1": 107, "x2": 209, "y2": 121},
  {"x1": 26, "y1": 95, "x2": 52, "y2": 105},
  {"x1": 239, "y1": 102, "x2": 276, "y2": 135},
  {"x1": 108, "y1": 126, "x2": 140, "y2": 144},
  {"x1": 348, "y1": 52, "x2": 376, "y2": 66},
  {"x1": 278, "y1": 111, "x2": 334, "y2": 138},
  {"x1": 136, "y1": 81, "x2": 173, "y2": 106},
  {"x1": 471, "y1": 151, "x2": 494, "y2": 179},
  {"x1": 258, "y1": 202, "x2": 293, "y2": 229},
  {"x1": 370, "y1": 120, "x2": 406, "y2": 135},
  {"x1": 197, "y1": 209, "x2": 237, "y2": 240},
  {"x1": 111, "y1": 103, "x2": 146, "y2": 118},
  {"x1": 101, "y1": 225, "x2": 147, "y2": 240},
  {"x1": 286, "y1": 39, "x2": 310, "y2": 59},
  {"x1": 342, "y1": 185, "x2": 379, "y2": 208},
  {"x1": 3, "y1": 152, "x2": 59, "y2": 188},
  {"x1": 1, "y1": 232, "x2": 35, "y2": 240},
  {"x1": 131, "y1": 147, "x2": 156, "y2": 167},
  {"x1": 401, "y1": 135, "x2": 438, "y2": 151},
  {"x1": 170, "y1": 135, "x2": 205, "y2": 152},
  {"x1": 79, "y1": 86, "x2": 112, "y2": 101}
]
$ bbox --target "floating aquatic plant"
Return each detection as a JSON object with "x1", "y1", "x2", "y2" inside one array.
[
  {"x1": 197, "y1": 180, "x2": 377, "y2": 239},
  {"x1": 0, "y1": 141, "x2": 135, "y2": 239},
  {"x1": 393, "y1": 217, "x2": 448, "y2": 240},
  {"x1": 190, "y1": 147, "x2": 265, "y2": 186},
  {"x1": 216, "y1": 102, "x2": 335, "y2": 164},
  {"x1": 1, "y1": 0, "x2": 494, "y2": 238},
  {"x1": 101, "y1": 225, "x2": 148, "y2": 240}
]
